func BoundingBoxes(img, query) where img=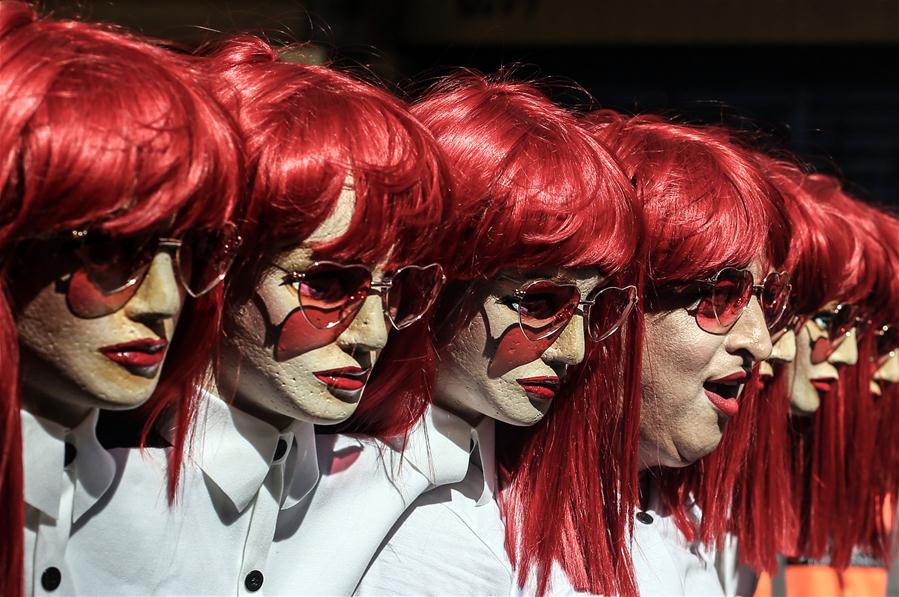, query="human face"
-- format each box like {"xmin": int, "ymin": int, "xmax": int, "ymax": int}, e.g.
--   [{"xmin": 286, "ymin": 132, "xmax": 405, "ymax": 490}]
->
[
  {"xmin": 219, "ymin": 185, "xmax": 390, "ymax": 427},
  {"xmin": 433, "ymin": 268, "xmax": 604, "ymax": 427},
  {"xmin": 759, "ymin": 329, "xmax": 797, "ymax": 382},
  {"xmin": 639, "ymin": 259, "xmax": 773, "ymax": 469},
  {"xmin": 13, "ymin": 249, "xmax": 184, "ymax": 427},
  {"xmin": 788, "ymin": 302, "xmax": 859, "ymax": 416}
]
